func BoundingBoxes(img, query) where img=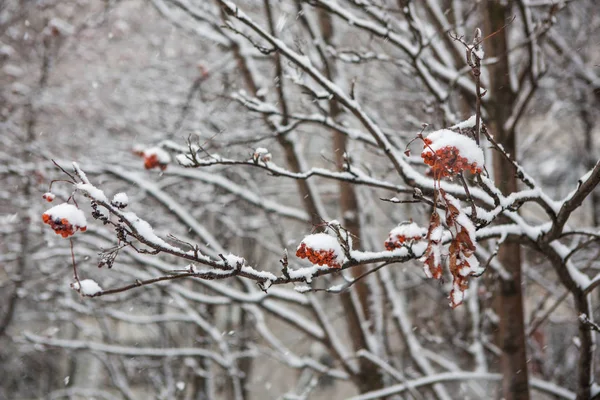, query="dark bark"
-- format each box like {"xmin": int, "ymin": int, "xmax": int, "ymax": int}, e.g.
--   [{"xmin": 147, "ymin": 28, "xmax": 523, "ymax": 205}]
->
[
  {"xmin": 538, "ymin": 241, "xmax": 594, "ymax": 400},
  {"xmin": 580, "ymin": 94, "xmax": 599, "ymax": 227},
  {"xmin": 484, "ymin": 2, "xmax": 531, "ymax": 399},
  {"xmin": 315, "ymin": 8, "xmax": 384, "ymax": 393}
]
